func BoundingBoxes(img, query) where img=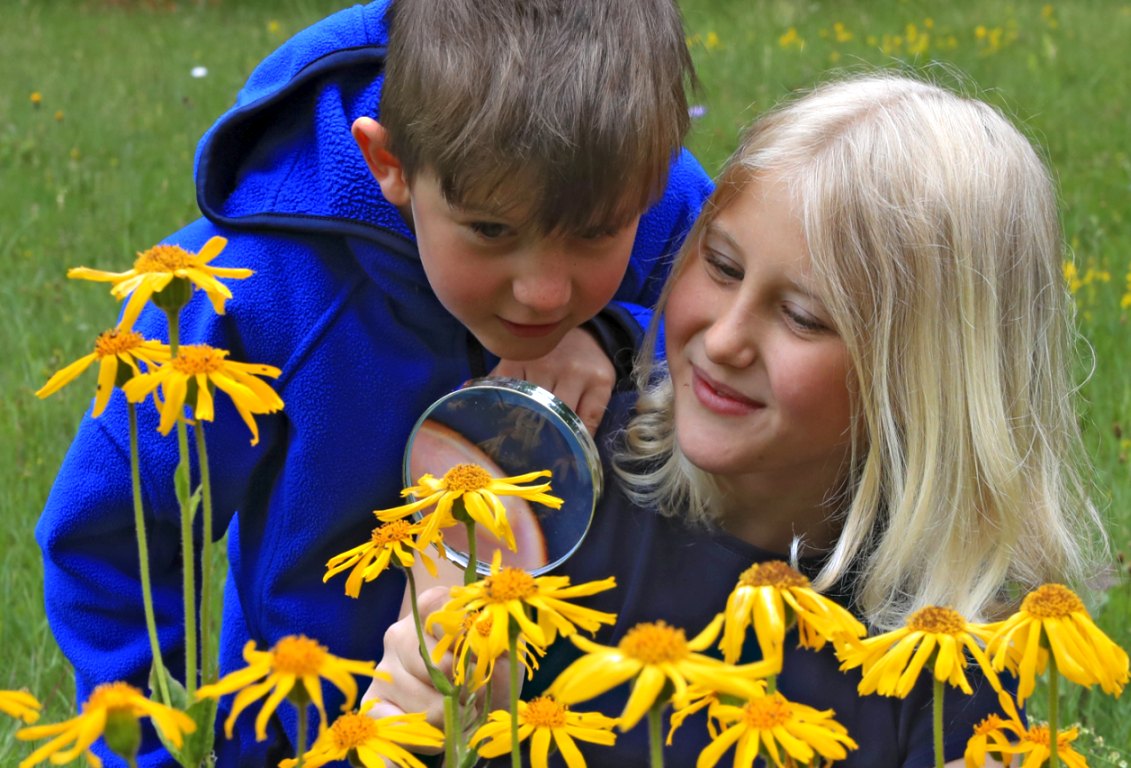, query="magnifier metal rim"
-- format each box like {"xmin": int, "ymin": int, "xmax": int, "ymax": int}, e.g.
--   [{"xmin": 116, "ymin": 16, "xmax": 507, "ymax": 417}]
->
[{"xmin": 402, "ymin": 377, "xmax": 602, "ymax": 575}]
